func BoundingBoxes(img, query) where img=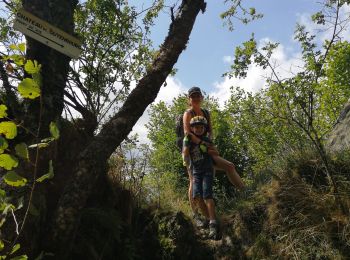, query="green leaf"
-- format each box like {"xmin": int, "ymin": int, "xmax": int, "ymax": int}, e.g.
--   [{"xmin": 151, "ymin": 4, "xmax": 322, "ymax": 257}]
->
[
  {"xmin": 0, "ymin": 216, "xmax": 6, "ymax": 228},
  {"xmin": 15, "ymin": 143, "xmax": 29, "ymax": 160},
  {"xmin": 0, "ymin": 203, "xmax": 6, "ymax": 212},
  {"xmin": 28, "ymin": 143, "xmax": 49, "ymax": 149},
  {"xmin": 0, "ymin": 240, "xmax": 4, "ymax": 251},
  {"xmin": 0, "ymin": 154, "xmax": 18, "ymax": 170},
  {"xmin": 10, "ymin": 255, "xmax": 28, "ymax": 260},
  {"xmin": 1, "ymin": 203, "xmax": 14, "ymax": 215},
  {"xmin": 18, "ymin": 43, "xmax": 26, "ymax": 52},
  {"xmin": 40, "ymin": 137, "xmax": 55, "ymax": 143},
  {"xmin": 3, "ymin": 171, "xmax": 27, "ymax": 187},
  {"xmin": 249, "ymin": 8, "xmax": 256, "ymax": 15},
  {"xmin": 36, "ymin": 160, "xmax": 54, "ymax": 183},
  {"xmin": 18, "ymin": 78, "xmax": 40, "ymax": 99},
  {"xmin": 49, "ymin": 122, "xmax": 60, "ymax": 140},
  {"xmin": 0, "ymin": 137, "xmax": 8, "ymax": 154},
  {"xmin": 0, "ymin": 105, "xmax": 7, "ymax": 118},
  {"xmin": 9, "ymin": 44, "xmax": 19, "ymax": 51},
  {"xmin": 0, "ymin": 189, "xmax": 5, "ymax": 197},
  {"xmin": 24, "ymin": 60, "xmax": 41, "ymax": 74},
  {"xmin": 10, "ymin": 244, "xmax": 20, "ymax": 255},
  {"xmin": 17, "ymin": 196, "xmax": 24, "ymax": 210},
  {"xmin": 10, "ymin": 54, "xmax": 25, "ymax": 66},
  {"xmin": 0, "ymin": 121, "xmax": 17, "ymax": 139}
]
